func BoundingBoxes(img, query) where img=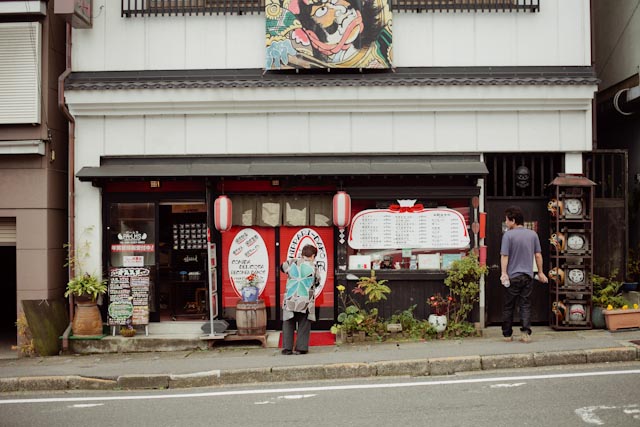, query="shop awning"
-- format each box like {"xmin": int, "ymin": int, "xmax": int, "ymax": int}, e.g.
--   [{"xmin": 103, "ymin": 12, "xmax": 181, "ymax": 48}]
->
[{"xmin": 76, "ymin": 155, "xmax": 488, "ymax": 181}]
